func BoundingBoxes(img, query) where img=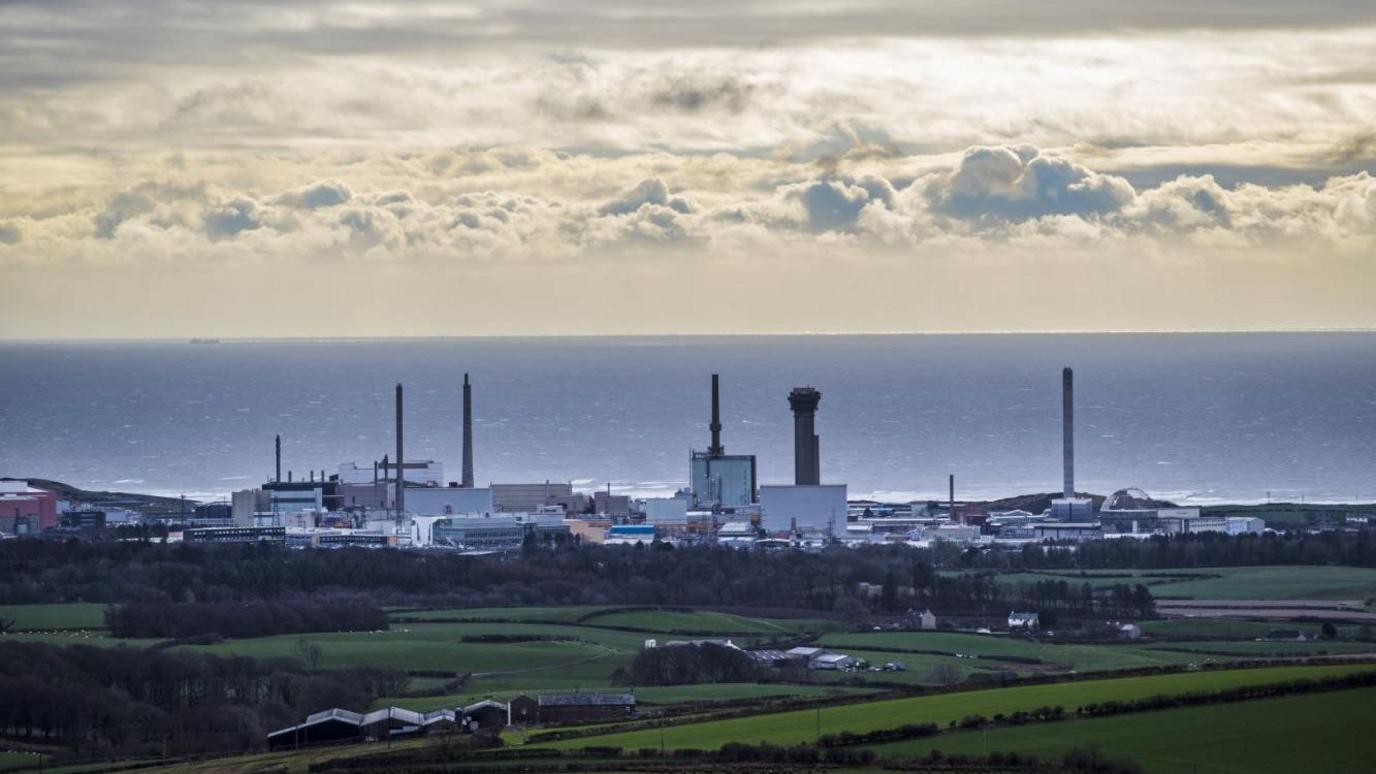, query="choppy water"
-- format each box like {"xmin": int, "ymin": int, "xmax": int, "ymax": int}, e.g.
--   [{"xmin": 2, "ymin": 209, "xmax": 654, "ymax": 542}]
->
[{"xmin": 1, "ymin": 333, "xmax": 1374, "ymax": 505}]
